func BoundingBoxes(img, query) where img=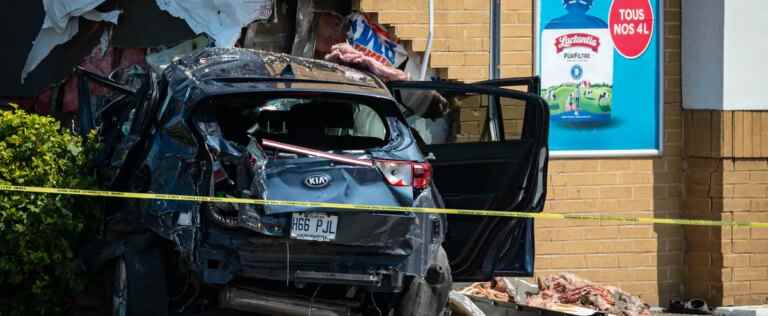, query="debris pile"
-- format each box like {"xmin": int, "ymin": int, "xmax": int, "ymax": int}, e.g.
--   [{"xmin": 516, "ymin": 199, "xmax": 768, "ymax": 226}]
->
[
  {"xmin": 457, "ymin": 278, "xmax": 511, "ymax": 302},
  {"xmin": 527, "ymin": 273, "xmax": 651, "ymax": 316},
  {"xmin": 454, "ymin": 274, "xmax": 651, "ymax": 316}
]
